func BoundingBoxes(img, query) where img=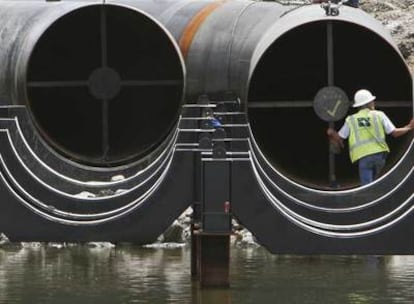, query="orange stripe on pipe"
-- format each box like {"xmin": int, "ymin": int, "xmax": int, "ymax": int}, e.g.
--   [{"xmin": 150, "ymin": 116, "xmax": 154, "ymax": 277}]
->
[{"xmin": 179, "ymin": 1, "xmax": 226, "ymax": 58}]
